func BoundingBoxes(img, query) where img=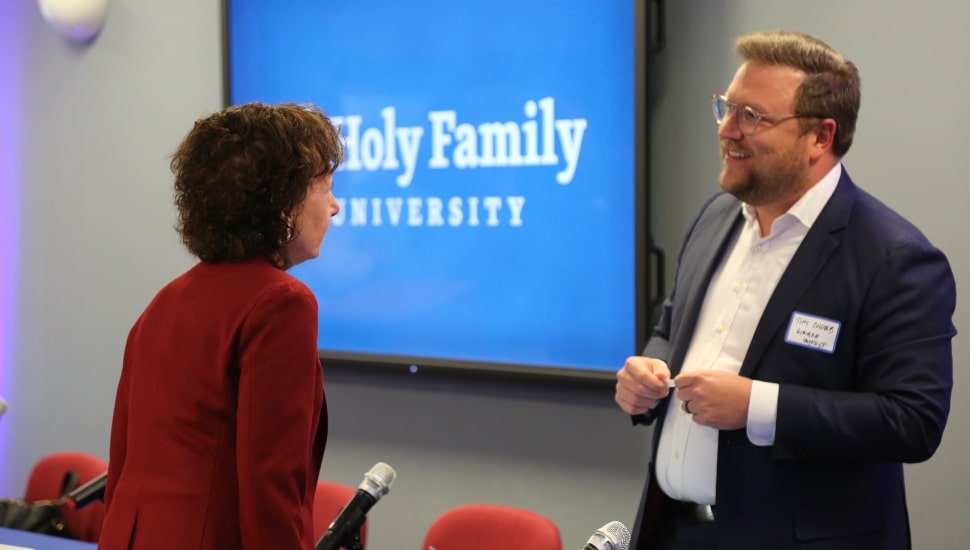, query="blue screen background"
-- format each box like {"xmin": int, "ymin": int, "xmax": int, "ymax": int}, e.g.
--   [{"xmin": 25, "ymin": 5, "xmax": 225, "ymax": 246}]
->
[{"xmin": 228, "ymin": 0, "xmax": 636, "ymax": 372}]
